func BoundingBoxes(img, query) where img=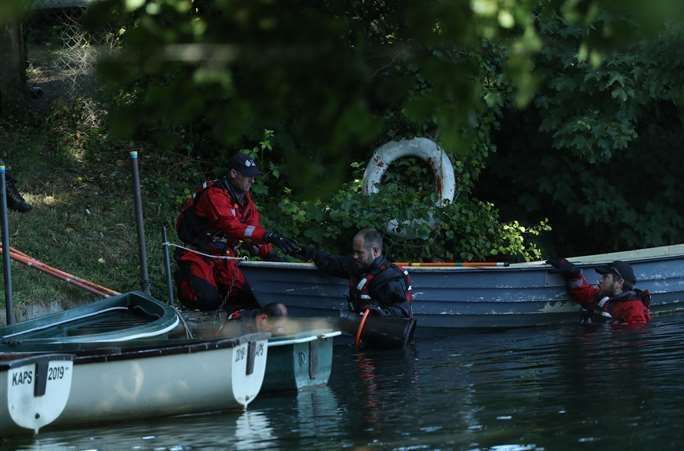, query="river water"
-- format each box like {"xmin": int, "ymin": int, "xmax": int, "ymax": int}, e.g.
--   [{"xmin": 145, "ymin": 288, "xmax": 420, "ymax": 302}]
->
[{"xmin": 5, "ymin": 312, "xmax": 684, "ymax": 450}]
